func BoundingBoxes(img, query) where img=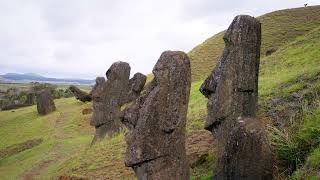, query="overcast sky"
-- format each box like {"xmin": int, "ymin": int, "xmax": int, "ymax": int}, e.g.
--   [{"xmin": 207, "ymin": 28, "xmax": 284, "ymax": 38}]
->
[{"xmin": 0, "ymin": 0, "xmax": 319, "ymax": 79}]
